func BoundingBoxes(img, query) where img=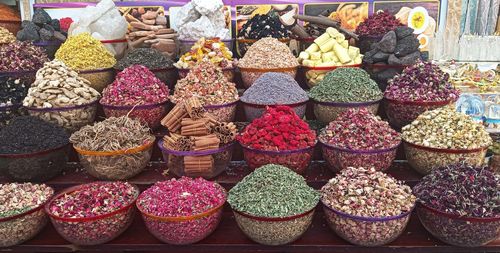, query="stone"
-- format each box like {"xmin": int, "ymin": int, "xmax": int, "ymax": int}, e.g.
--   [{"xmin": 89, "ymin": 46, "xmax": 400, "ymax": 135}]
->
[
  {"xmin": 394, "ymin": 26, "xmax": 414, "ymax": 40},
  {"xmin": 32, "ymin": 9, "xmax": 52, "ymax": 26},
  {"xmin": 388, "ymin": 54, "xmax": 403, "ymax": 65},
  {"xmin": 16, "ymin": 24, "xmax": 40, "ymax": 41},
  {"xmin": 398, "ymin": 51, "xmax": 422, "ymax": 65},
  {"xmin": 362, "ymin": 49, "xmax": 378, "ymax": 64},
  {"xmin": 53, "ymin": 31, "xmax": 67, "ymax": 41},
  {"xmin": 50, "ymin": 19, "xmax": 61, "ymax": 31},
  {"xmin": 376, "ymin": 31, "xmax": 397, "ymax": 53},
  {"xmin": 39, "ymin": 28, "xmax": 54, "ymax": 41},
  {"xmin": 394, "ymin": 36, "xmax": 420, "ymax": 57},
  {"xmin": 373, "ymin": 51, "xmax": 390, "ymax": 62}
]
